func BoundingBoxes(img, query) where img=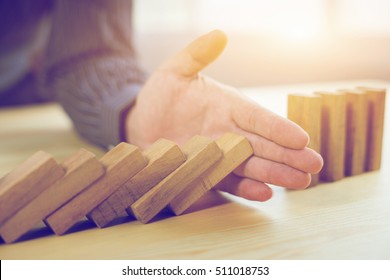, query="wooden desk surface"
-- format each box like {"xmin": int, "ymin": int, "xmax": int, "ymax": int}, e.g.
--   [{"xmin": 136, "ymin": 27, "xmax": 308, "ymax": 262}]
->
[{"xmin": 0, "ymin": 80, "xmax": 389, "ymax": 260}]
